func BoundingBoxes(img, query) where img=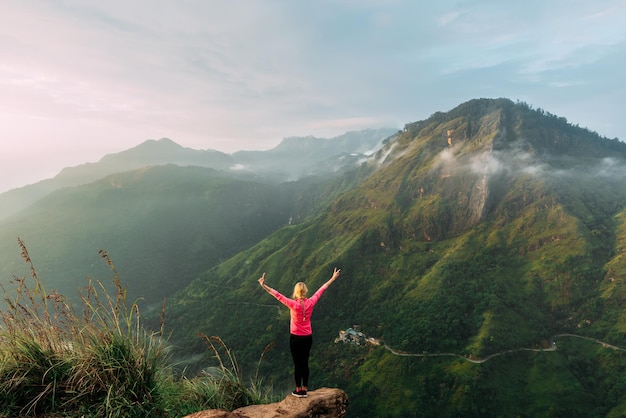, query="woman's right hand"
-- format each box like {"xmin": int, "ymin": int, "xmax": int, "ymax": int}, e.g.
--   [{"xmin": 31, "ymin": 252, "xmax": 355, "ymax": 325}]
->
[{"xmin": 258, "ymin": 273, "xmax": 266, "ymax": 286}]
